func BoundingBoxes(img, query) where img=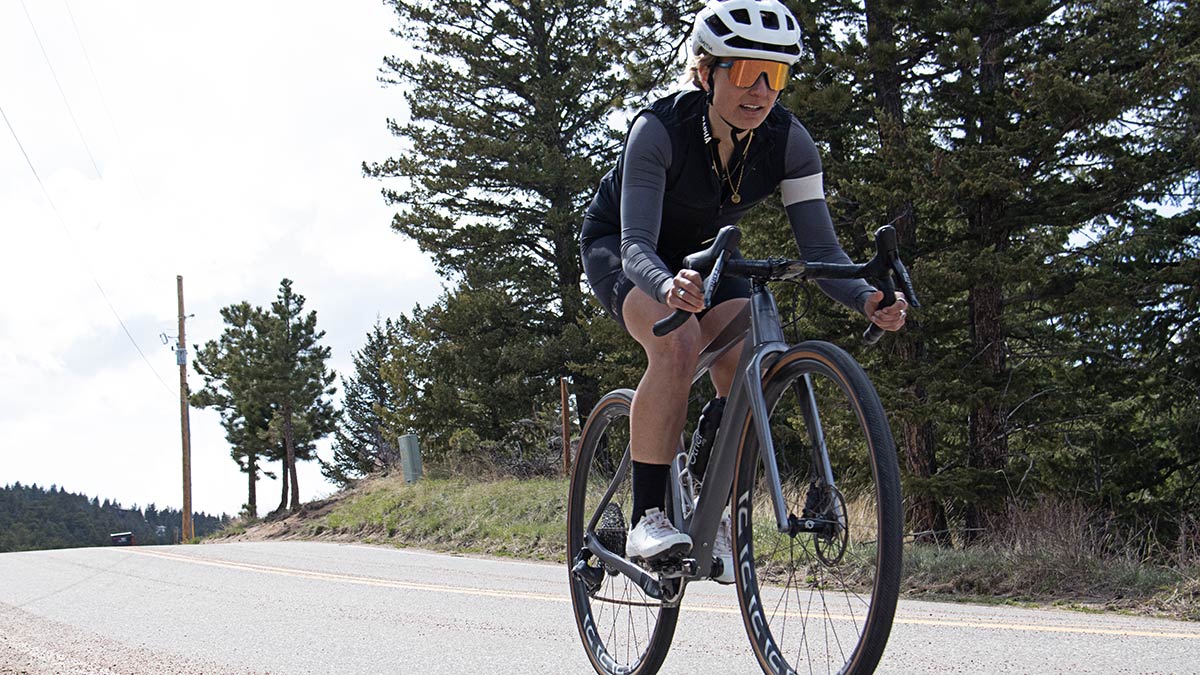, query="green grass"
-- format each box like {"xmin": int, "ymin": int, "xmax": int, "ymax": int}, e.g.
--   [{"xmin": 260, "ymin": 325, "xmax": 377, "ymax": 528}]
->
[{"xmin": 305, "ymin": 475, "xmax": 567, "ymax": 561}]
